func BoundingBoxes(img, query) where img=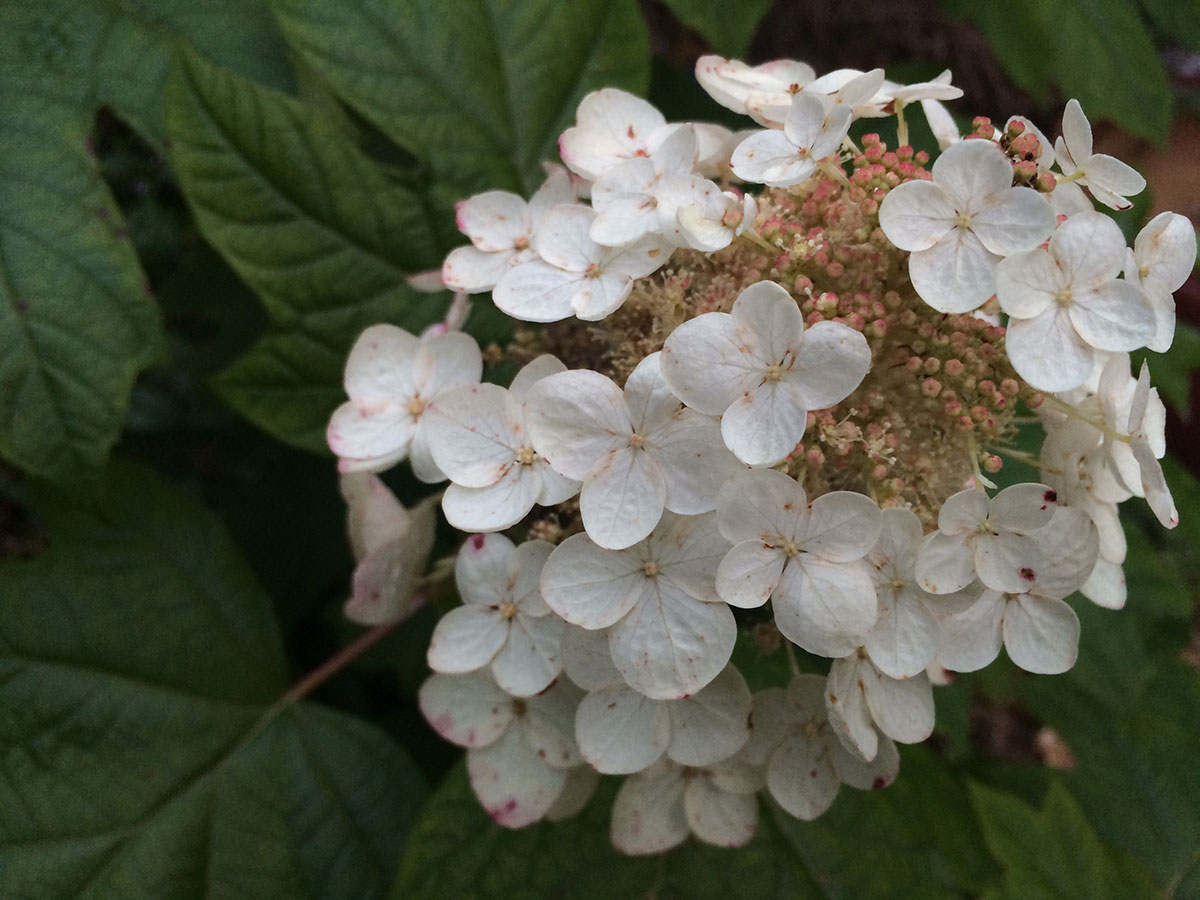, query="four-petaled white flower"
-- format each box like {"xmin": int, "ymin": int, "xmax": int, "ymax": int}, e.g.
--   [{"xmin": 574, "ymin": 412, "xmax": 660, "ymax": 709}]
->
[
  {"xmin": 424, "ymin": 354, "xmax": 580, "ymax": 532},
  {"xmin": 442, "ymin": 170, "xmax": 574, "ymax": 292},
  {"xmin": 997, "ymin": 211, "xmax": 1155, "ymax": 392},
  {"xmin": 427, "ymin": 533, "xmax": 564, "ymax": 696},
  {"xmin": 540, "ymin": 511, "xmax": 735, "ymax": 700},
  {"xmin": 1054, "ymin": 99, "xmax": 1146, "ymax": 211},
  {"xmin": 526, "ymin": 352, "xmax": 740, "ymax": 550},
  {"xmin": 878, "ymin": 138, "xmax": 1056, "ymax": 313},
  {"xmin": 493, "ymin": 205, "xmax": 669, "ymax": 322},
  {"xmin": 744, "ymin": 677, "xmax": 899, "ymax": 820},
  {"xmin": 915, "ymin": 483, "xmax": 1059, "ymax": 595},
  {"xmin": 730, "ymin": 91, "xmax": 852, "ymax": 187},
  {"xmin": 418, "ymin": 671, "xmax": 582, "ymax": 828},
  {"xmin": 715, "ymin": 469, "xmax": 881, "ymax": 657},
  {"xmin": 660, "ymin": 280, "xmax": 871, "ymax": 467},
  {"xmin": 937, "ymin": 507, "xmax": 1098, "ymax": 674},
  {"xmin": 327, "ymin": 324, "xmax": 482, "ymax": 481}
]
